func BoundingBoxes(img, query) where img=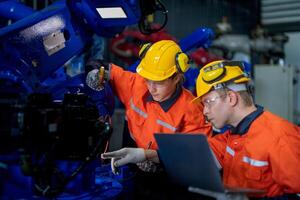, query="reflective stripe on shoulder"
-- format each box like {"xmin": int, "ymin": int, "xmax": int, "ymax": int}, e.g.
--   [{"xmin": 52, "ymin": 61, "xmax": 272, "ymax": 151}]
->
[
  {"xmin": 130, "ymin": 98, "xmax": 148, "ymax": 118},
  {"xmin": 226, "ymin": 146, "xmax": 235, "ymax": 156},
  {"xmin": 243, "ymin": 156, "xmax": 269, "ymax": 167},
  {"xmin": 156, "ymin": 119, "xmax": 177, "ymax": 132}
]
